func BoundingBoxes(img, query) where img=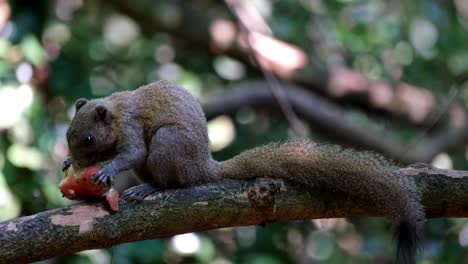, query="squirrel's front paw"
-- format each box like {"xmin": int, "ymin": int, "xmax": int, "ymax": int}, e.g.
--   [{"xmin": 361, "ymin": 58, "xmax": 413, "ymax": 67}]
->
[{"xmin": 93, "ymin": 166, "xmax": 116, "ymax": 186}]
